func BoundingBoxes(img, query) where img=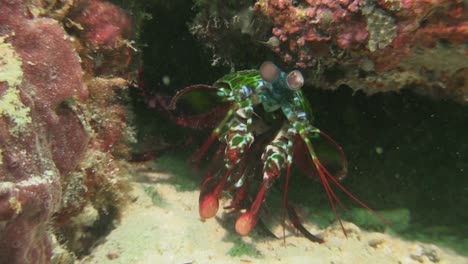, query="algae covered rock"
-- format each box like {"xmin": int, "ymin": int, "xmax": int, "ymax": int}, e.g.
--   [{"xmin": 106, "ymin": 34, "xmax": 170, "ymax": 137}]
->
[
  {"xmin": 191, "ymin": 0, "xmax": 468, "ymax": 102},
  {"xmin": 0, "ymin": 0, "xmax": 136, "ymax": 262}
]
